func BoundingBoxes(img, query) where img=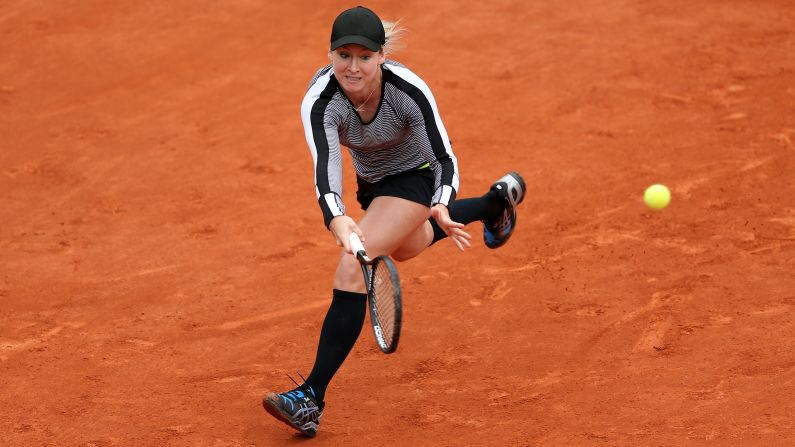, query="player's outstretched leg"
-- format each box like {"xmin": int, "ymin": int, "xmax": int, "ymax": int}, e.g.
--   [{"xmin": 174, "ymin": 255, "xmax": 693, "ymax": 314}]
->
[
  {"xmin": 263, "ymin": 382, "xmax": 324, "ymax": 437},
  {"xmin": 483, "ymin": 172, "xmax": 526, "ymax": 249}
]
